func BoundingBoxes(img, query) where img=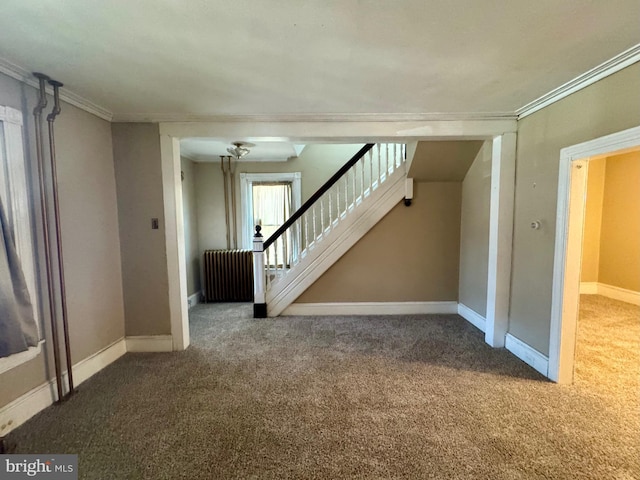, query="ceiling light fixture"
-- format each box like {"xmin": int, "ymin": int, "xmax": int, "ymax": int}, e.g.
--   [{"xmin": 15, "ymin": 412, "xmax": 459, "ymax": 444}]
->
[{"xmin": 227, "ymin": 141, "xmax": 252, "ymax": 159}]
